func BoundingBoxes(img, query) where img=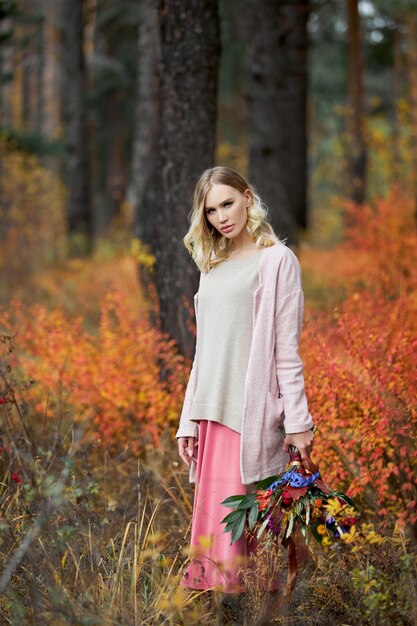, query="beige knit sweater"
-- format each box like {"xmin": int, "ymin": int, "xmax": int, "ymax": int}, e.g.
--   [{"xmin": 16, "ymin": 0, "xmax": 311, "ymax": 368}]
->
[{"xmin": 189, "ymin": 252, "xmax": 262, "ymax": 433}]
